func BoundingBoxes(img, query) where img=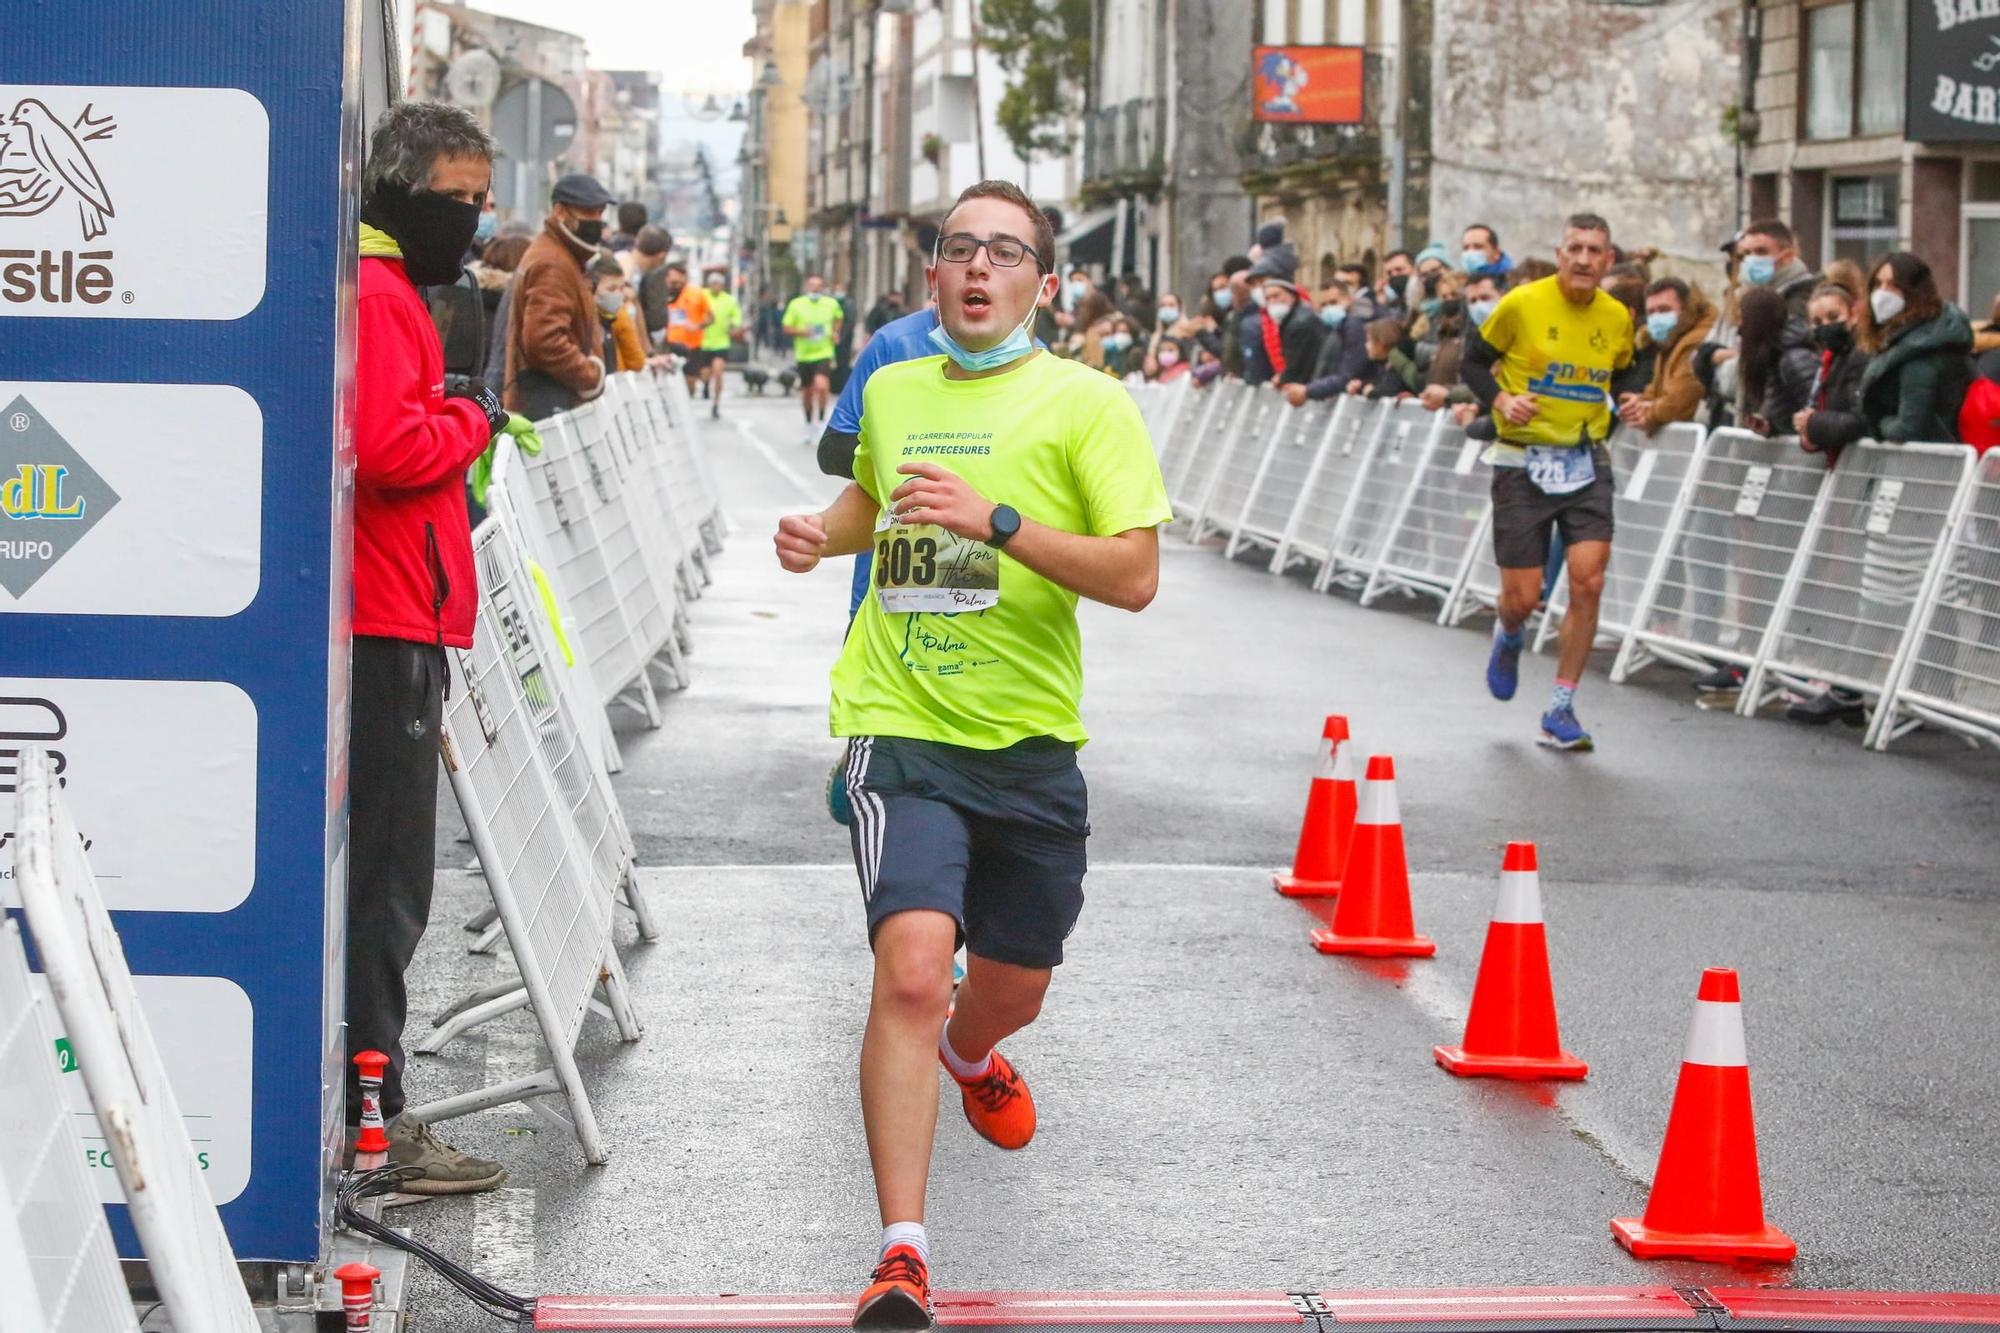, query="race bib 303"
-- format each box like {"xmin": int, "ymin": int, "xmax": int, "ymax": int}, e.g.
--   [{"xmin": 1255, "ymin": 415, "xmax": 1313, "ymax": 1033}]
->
[{"xmin": 873, "ymin": 517, "xmax": 1000, "ymax": 614}]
